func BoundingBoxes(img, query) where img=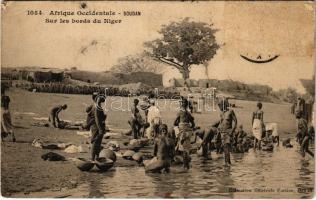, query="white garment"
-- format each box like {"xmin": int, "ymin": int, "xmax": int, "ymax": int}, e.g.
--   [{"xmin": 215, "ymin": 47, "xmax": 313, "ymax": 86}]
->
[
  {"xmin": 147, "ymin": 106, "xmax": 161, "ymax": 123},
  {"xmin": 252, "ymin": 119, "xmax": 263, "ymax": 140},
  {"xmin": 265, "ymin": 122, "xmax": 279, "ymax": 137},
  {"xmin": 145, "ymin": 106, "xmax": 162, "ymax": 139}
]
